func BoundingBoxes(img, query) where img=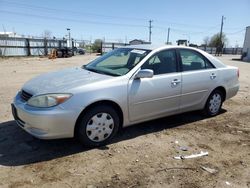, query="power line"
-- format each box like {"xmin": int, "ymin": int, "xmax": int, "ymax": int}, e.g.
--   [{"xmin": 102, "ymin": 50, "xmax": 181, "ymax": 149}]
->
[
  {"xmin": 0, "ymin": 0, "xmax": 236, "ymax": 31},
  {"xmin": 0, "ymin": 0, "xmax": 149, "ymax": 22},
  {"xmin": 226, "ymin": 29, "xmax": 245, "ymax": 35},
  {"xmin": 0, "ymin": 10, "xmax": 148, "ymax": 28},
  {"xmin": 153, "ymin": 20, "xmax": 219, "ymax": 29}
]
